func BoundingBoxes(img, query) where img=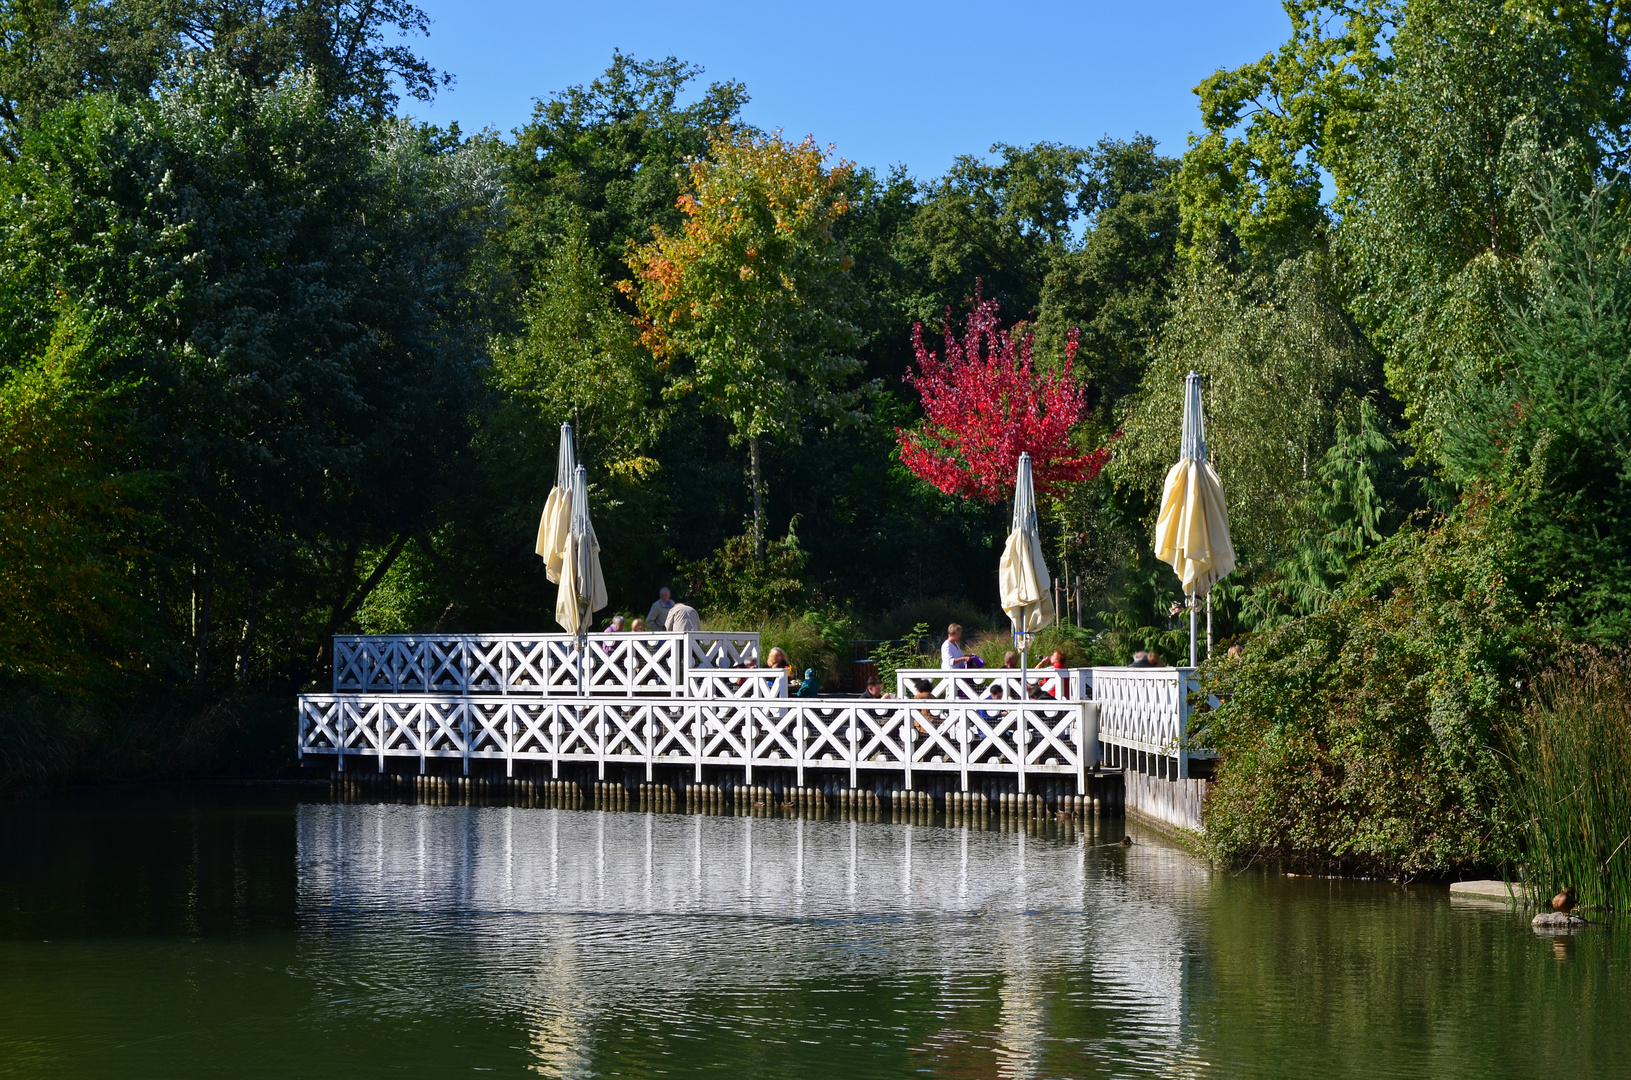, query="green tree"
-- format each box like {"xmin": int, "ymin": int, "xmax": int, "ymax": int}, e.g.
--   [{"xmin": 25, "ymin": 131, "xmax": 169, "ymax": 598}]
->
[
  {"xmin": 504, "ymin": 52, "xmax": 748, "ymax": 286},
  {"xmin": 1440, "ymin": 181, "xmax": 1631, "ymax": 640},
  {"xmin": 624, "ymin": 129, "xmax": 864, "ymax": 559},
  {"xmin": 0, "ymin": 66, "xmax": 499, "ymax": 688},
  {"xmin": 491, "ymin": 223, "xmax": 663, "ymax": 472},
  {"xmin": 0, "ymin": 0, "xmax": 447, "ymax": 156},
  {"xmin": 1034, "ymin": 136, "xmax": 1181, "ymax": 419},
  {"xmin": 1109, "ymin": 253, "xmax": 1381, "ymax": 564}
]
